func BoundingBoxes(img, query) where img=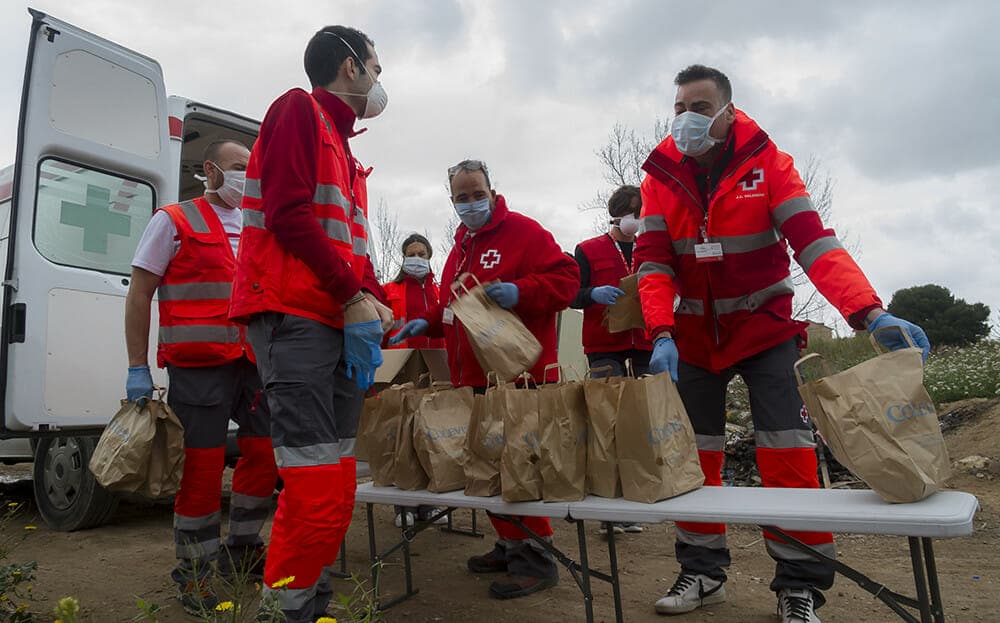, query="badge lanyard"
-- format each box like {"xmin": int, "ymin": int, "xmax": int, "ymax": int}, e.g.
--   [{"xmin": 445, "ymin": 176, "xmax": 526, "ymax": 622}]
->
[
  {"xmin": 694, "ymin": 217, "xmax": 724, "ymax": 263},
  {"xmin": 608, "ymin": 233, "xmax": 634, "ymax": 274}
]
